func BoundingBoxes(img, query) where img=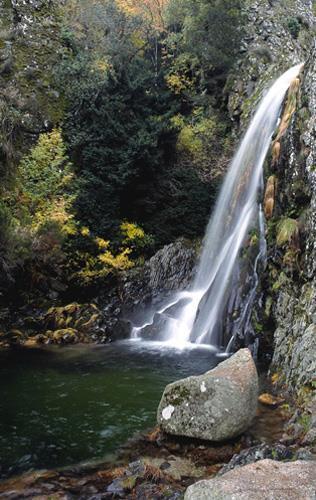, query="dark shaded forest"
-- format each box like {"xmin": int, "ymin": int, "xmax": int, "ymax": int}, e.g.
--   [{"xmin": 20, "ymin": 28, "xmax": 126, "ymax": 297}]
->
[{"xmin": 0, "ymin": 0, "xmax": 243, "ymax": 304}]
